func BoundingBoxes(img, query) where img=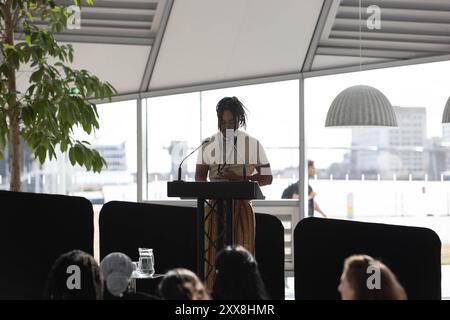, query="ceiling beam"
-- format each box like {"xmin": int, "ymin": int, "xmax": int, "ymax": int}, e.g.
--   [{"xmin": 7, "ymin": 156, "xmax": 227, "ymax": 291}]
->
[
  {"xmin": 78, "ymin": 12, "xmax": 154, "ymax": 22},
  {"xmin": 55, "ymin": 0, "xmax": 158, "ymax": 10},
  {"xmin": 333, "ymin": 18, "xmax": 450, "ymax": 36},
  {"xmin": 316, "ymin": 46, "xmax": 430, "ymax": 59},
  {"xmin": 330, "ymin": 30, "xmax": 450, "ymax": 45},
  {"xmin": 304, "ymin": 53, "xmax": 450, "ymax": 78},
  {"xmin": 15, "ymin": 33, "xmax": 154, "ymax": 46},
  {"xmin": 319, "ymin": 0, "xmax": 343, "ymax": 42},
  {"xmin": 302, "ymin": 0, "xmax": 334, "ymax": 72},
  {"xmin": 140, "ymin": 0, "xmax": 173, "ymax": 92},
  {"xmin": 320, "ymin": 39, "xmax": 450, "ymax": 54}
]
